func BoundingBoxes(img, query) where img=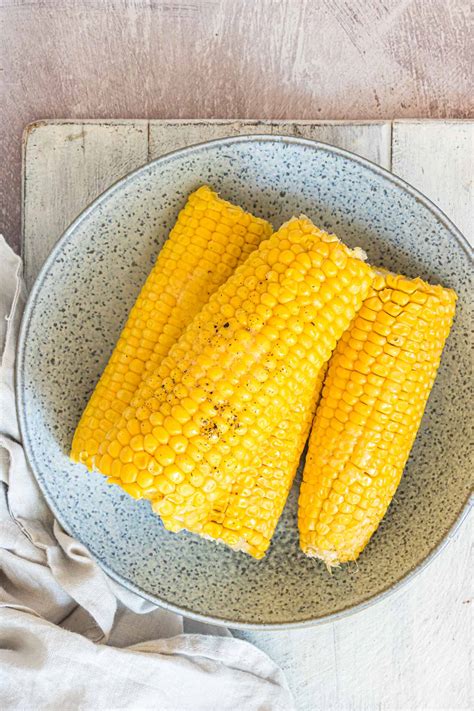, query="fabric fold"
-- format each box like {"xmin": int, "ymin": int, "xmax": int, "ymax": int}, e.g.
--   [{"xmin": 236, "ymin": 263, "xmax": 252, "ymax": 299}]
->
[{"xmin": 0, "ymin": 235, "xmax": 293, "ymax": 710}]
